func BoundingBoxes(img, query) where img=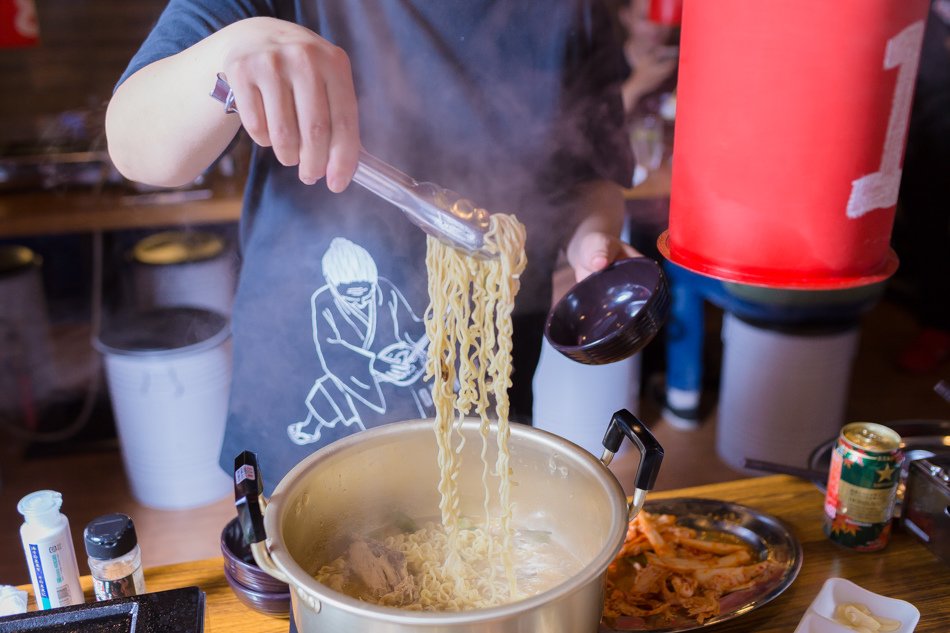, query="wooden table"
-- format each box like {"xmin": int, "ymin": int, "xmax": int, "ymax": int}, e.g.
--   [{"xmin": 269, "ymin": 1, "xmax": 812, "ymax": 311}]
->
[
  {"xmin": 0, "ymin": 184, "xmax": 242, "ymax": 239},
  {"xmin": 0, "ymin": 162, "xmax": 666, "ymax": 240},
  {"xmin": 17, "ymin": 475, "xmax": 950, "ymax": 632}
]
